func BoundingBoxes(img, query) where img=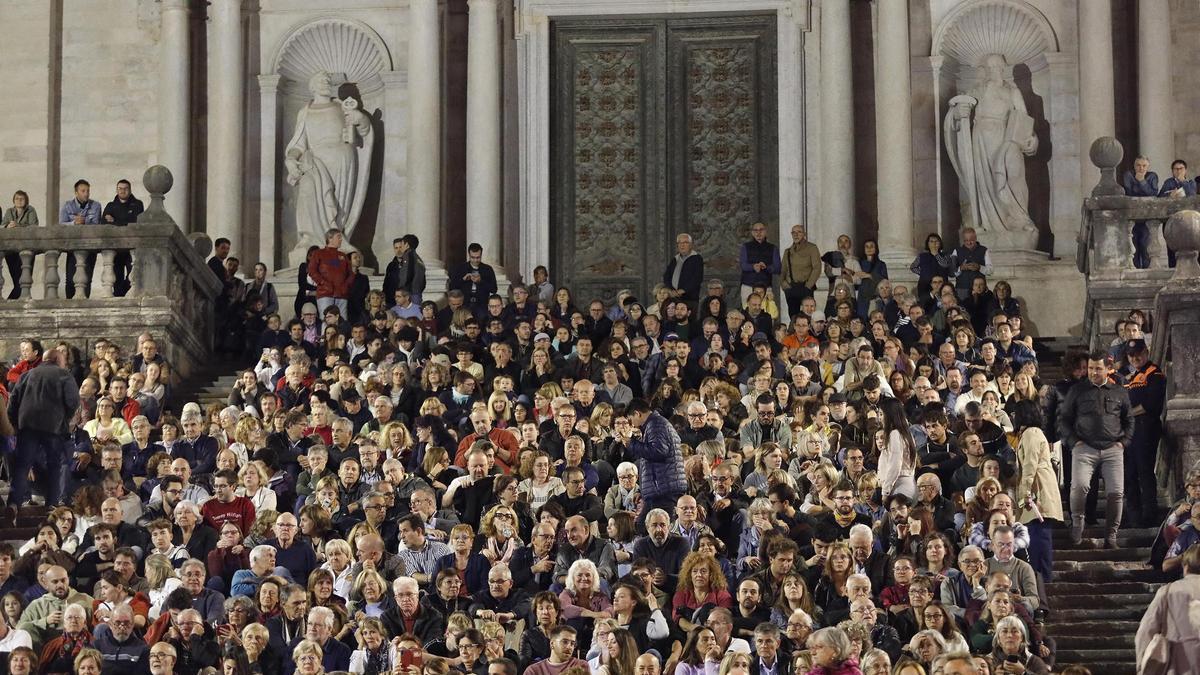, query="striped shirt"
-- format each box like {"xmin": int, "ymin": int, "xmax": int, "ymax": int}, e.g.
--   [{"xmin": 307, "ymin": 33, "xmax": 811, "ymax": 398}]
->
[{"xmin": 397, "ymin": 540, "xmax": 452, "ymax": 575}]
